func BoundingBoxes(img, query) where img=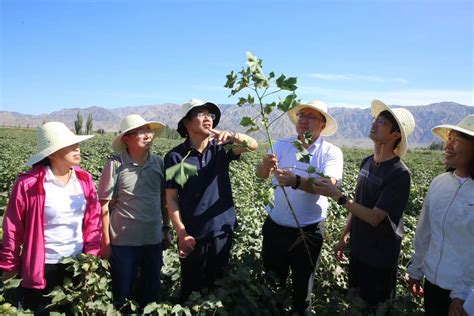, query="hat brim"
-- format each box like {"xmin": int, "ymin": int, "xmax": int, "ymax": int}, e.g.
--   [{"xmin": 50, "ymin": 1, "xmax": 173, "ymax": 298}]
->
[
  {"xmin": 287, "ymin": 104, "xmax": 338, "ymax": 136},
  {"xmin": 112, "ymin": 121, "xmax": 166, "ymax": 152},
  {"xmin": 371, "ymin": 100, "xmax": 408, "ymax": 158},
  {"xmin": 432, "ymin": 124, "xmax": 474, "ymax": 142},
  {"xmin": 177, "ymin": 103, "xmax": 221, "ymax": 138},
  {"xmin": 26, "ymin": 135, "xmax": 94, "ymax": 166}
]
